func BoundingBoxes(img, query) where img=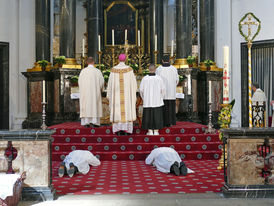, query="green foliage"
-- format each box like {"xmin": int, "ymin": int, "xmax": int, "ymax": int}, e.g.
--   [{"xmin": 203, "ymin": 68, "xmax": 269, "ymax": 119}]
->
[
  {"xmin": 102, "ymin": 69, "xmax": 111, "ymax": 82},
  {"xmin": 69, "ymin": 75, "xmax": 79, "ymax": 84},
  {"xmin": 128, "ymin": 58, "xmax": 139, "ymax": 73},
  {"xmin": 142, "ymin": 69, "xmax": 149, "ymax": 76},
  {"xmin": 53, "ymin": 56, "xmax": 66, "ymax": 65},
  {"xmin": 239, "ymin": 12, "xmax": 261, "ymax": 42},
  {"xmin": 204, "ymin": 59, "xmax": 214, "ymax": 68},
  {"xmin": 179, "ymin": 75, "xmax": 186, "ymax": 82},
  {"xmin": 186, "ymin": 56, "xmax": 196, "ymax": 65},
  {"xmin": 96, "ymin": 64, "xmax": 105, "ymax": 70},
  {"xmin": 37, "ymin": 60, "xmax": 49, "ymax": 69}
]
